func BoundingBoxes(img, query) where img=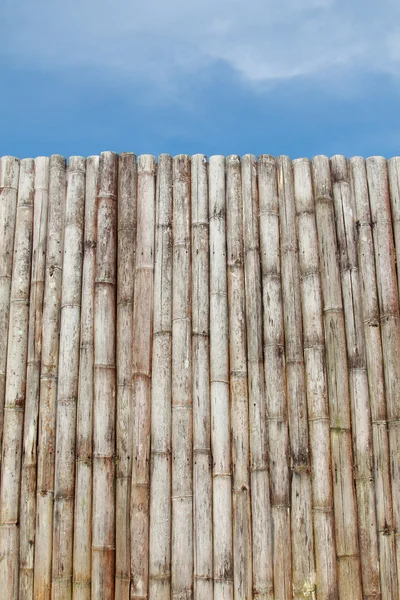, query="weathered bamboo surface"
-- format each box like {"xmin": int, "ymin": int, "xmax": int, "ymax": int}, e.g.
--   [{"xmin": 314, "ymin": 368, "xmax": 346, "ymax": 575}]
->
[{"xmin": 1, "ymin": 152, "xmax": 400, "ymax": 599}]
